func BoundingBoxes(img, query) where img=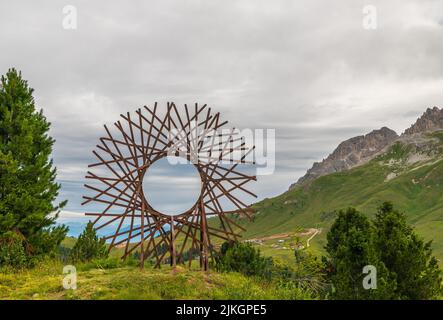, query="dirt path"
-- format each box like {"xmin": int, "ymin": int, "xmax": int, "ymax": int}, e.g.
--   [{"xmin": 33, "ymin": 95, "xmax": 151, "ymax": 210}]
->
[
  {"xmin": 246, "ymin": 228, "xmax": 321, "ymax": 248},
  {"xmin": 304, "ymin": 228, "xmax": 321, "ymax": 247},
  {"xmin": 247, "ymin": 232, "xmax": 295, "ymax": 242}
]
